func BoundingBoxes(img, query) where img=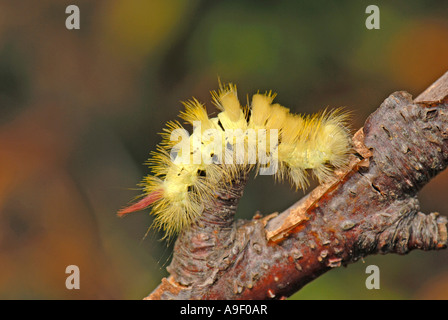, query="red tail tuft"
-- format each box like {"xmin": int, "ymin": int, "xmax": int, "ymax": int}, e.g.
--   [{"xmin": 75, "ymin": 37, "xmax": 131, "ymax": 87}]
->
[{"xmin": 117, "ymin": 190, "xmax": 163, "ymax": 217}]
